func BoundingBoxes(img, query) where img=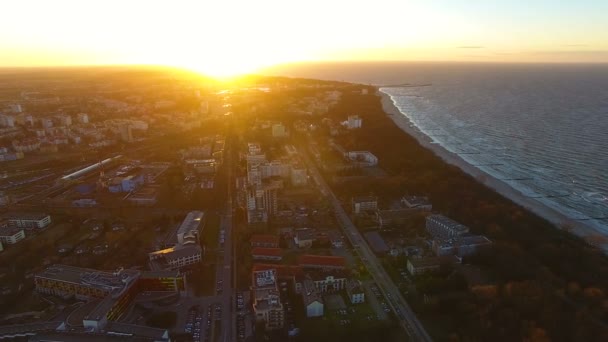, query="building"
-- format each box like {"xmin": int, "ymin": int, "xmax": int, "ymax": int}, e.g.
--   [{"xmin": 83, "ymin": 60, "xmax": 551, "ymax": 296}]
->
[
  {"xmin": 352, "ymin": 196, "xmax": 378, "ymax": 214},
  {"xmin": 250, "ymin": 234, "xmax": 280, "ymax": 248},
  {"xmin": 176, "ymin": 211, "xmax": 205, "ymax": 245},
  {"xmin": 0, "ymin": 114, "xmax": 15, "ymax": 127},
  {"xmin": 308, "ymin": 270, "xmax": 348, "ymax": 292},
  {"xmin": 119, "ymin": 123, "xmax": 133, "ymax": 142},
  {"xmin": 34, "ymin": 264, "xmax": 182, "ymax": 335},
  {"xmin": 432, "ymin": 235, "xmax": 492, "ymax": 257},
  {"xmin": 344, "ymin": 115, "xmax": 362, "ymax": 129},
  {"xmin": 77, "ymin": 113, "xmax": 89, "ymax": 124},
  {"xmin": 148, "ymin": 245, "xmax": 203, "ymax": 270},
  {"xmin": 0, "ymin": 226, "xmax": 25, "ymax": 245},
  {"xmin": 290, "ymin": 163, "xmax": 307, "ymax": 186},
  {"xmin": 426, "ymin": 215, "xmax": 469, "ymax": 240},
  {"xmin": 272, "ymin": 123, "xmax": 288, "ymax": 138},
  {"xmin": 148, "ymin": 211, "xmax": 205, "ymax": 270},
  {"xmin": 35, "ymin": 265, "xmax": 140, "ymax": 301},
  {"xmin": 40, "ymin": 118, "xmax": 53, "ymax": 129},
  {"xmin": 108, "ymin": 174, "xmax": 144, "ymax": 193},
  {"xmin": 252, "ymin": 248, "xmax": 283, "ymax": 261},
  {"xmin": 345, "ymin": 151, "xmax": 378, "ymax": 167},
  {"xmin": 6, "ymin": 213, "xmax": 51, "ymax": 229},
  {"xmin": 376, "ymin": 209, "xmax": 420, "ymax": 228},
  {"xmin": 346, "ymin": 279, "xmax": 365, "ymax": 304},
  {"xmin": 406, "ymin": 256, "xmax": 461, "ymax": 276},
  {"xmin": 294, "ymin": 228, "xmax": 316, "ymax": 248},
  {"xmin": 260, "ymin": 160, "xmax": 290, "ymax": 179},
  {"xmin": 302, "ymin": 279, "xmax": 324, "ymax": 317},
  {"xmin": 401, "ymin": 195, "xmax": 432, "ymax": 211},
  {"xmin": 127, "ymin": 186, "xmax": 159, "ymax": 206},
  {"xmin": 252, "ymin": 269, "xmax": 284, "ymax": 330},
  {"xmin": 57, "ymin": 114, "xmax": 72, "ymax": 126},
  {"xmin": 298, "ymin": 255, "xmax": 346, "ymax": 270}
]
